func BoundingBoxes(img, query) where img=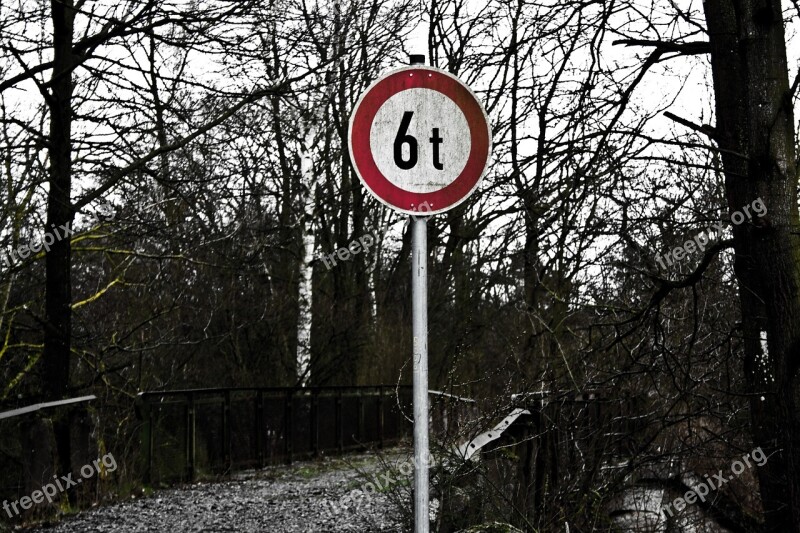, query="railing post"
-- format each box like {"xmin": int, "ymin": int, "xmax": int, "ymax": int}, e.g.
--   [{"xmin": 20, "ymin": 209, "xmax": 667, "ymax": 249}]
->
[
  {"xmin": 136, "ymin": 395, "xmax": 154, "ymax": 485},
  {"xmin": 357, "ymin": 391, "xmax": 365, "ymax": 448},
  {"xmin": 284, "ymin": 389, "xmax": 293, "ymax": 464},
  {"xmin": 336, "ymin": 390, "xmax": 343, "ymax": 453},
  {"xmin": 311, "ymin": 389, "xmax": 319, "ymax": 457},
  {"xmin": 145, "ymin": 402, "xmax": 154, "ymax": 484},
  {"xmin": 185, "ymin": 393, "xmax": 196, "ymax": 482},
  {"xmin": 256, "ymin": 390, "xmax": 265, "ymax": 468},
  {"xmin": 223, "ymin": 390, "xmax": 232, "ymax": 472},
  {"xmin": 378, "ymin": 386, "xmax": 385, "ymax": 449},
  {"xmin": 149, "ymin": 405, "xmax": 155, "ymax": 483}
]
